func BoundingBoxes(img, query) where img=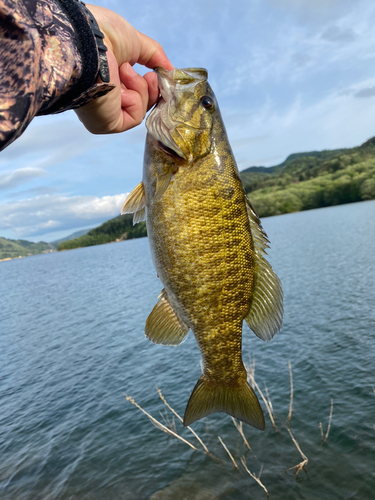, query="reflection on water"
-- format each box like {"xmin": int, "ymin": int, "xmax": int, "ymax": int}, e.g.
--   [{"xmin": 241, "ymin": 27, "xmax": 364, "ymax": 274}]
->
[{"xmin": 0, "ymin": 200, "xmax": 374, "ymax": 499}]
